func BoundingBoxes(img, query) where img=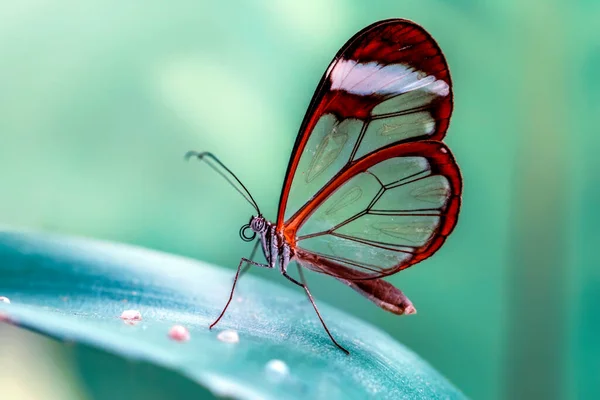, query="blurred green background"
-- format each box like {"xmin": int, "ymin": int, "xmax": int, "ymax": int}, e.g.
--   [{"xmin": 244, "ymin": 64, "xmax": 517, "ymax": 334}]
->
[{"xmin": 0, "ymin": 0, "xmax": 597, "ymax": 399}]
